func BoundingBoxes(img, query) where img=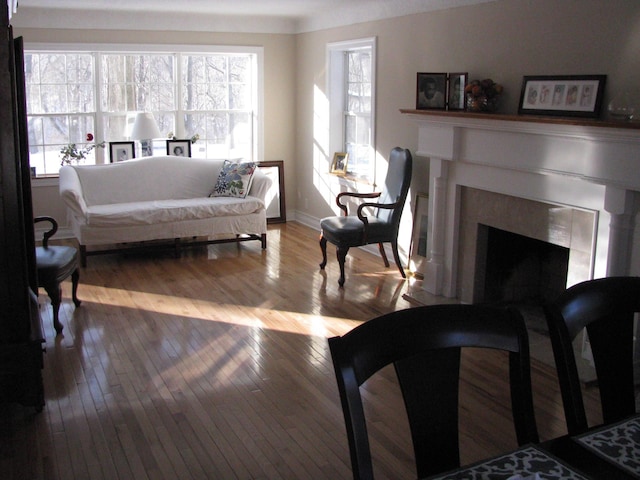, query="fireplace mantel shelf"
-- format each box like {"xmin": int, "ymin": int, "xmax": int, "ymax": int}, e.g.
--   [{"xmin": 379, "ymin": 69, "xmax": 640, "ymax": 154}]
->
[{"xmin": 400, "ymin": 108, "xmax": 640, "ymax": 131}]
